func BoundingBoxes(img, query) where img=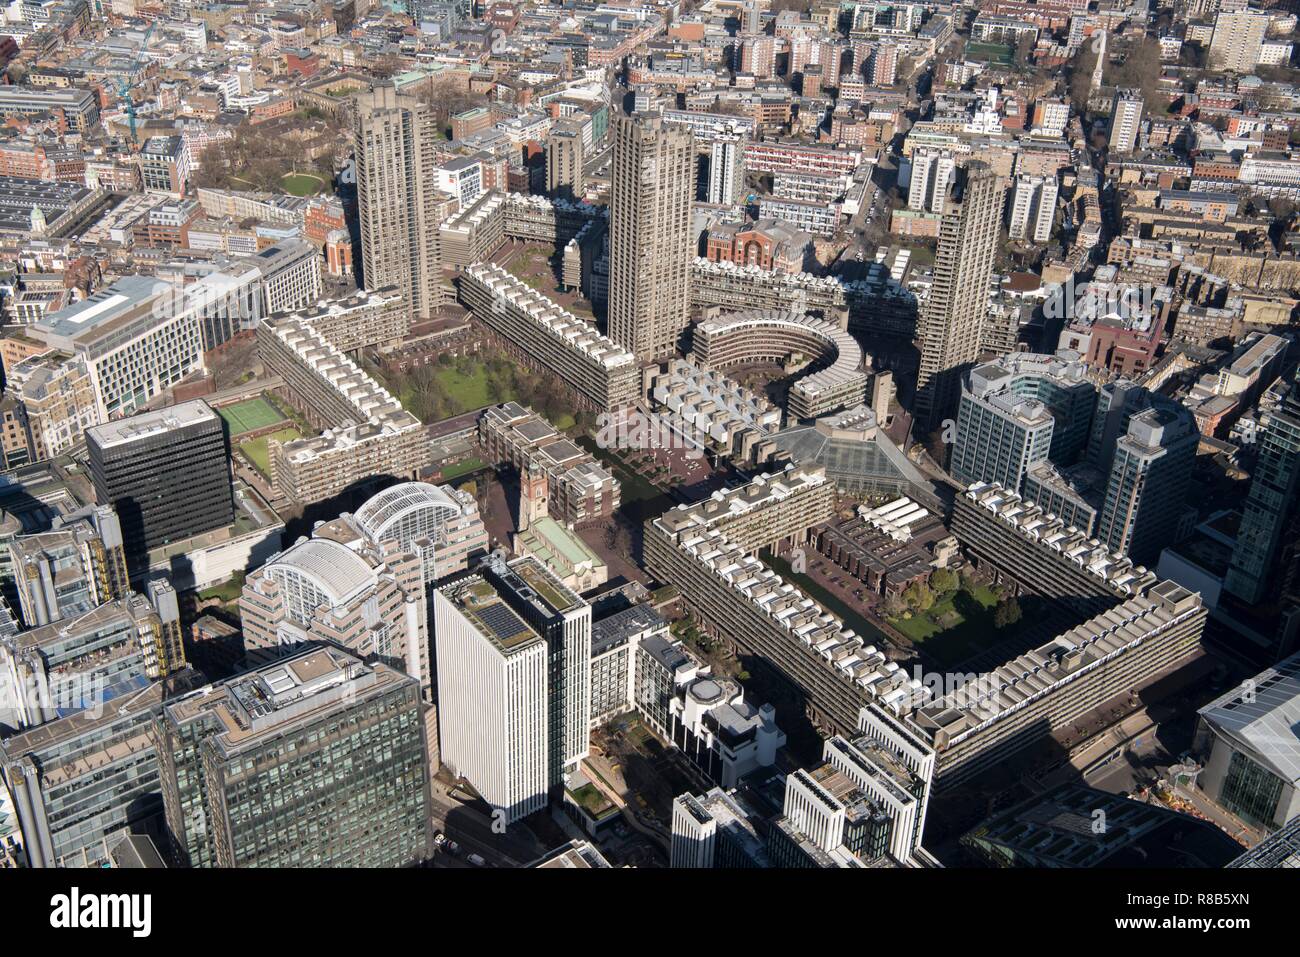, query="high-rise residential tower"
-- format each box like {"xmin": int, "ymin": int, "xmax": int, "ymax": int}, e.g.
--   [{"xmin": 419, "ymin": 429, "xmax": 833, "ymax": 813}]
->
[
  {"xmin": 1008, "ymin": 174, "xmax": 1058, "ymax": 243},
  {"xmin": 608, "ymin": 113, "xmax": 694, "ymax": 361},
  {"xmin": 1208, "ymin": 10, "xmax": 1269, "ymax": 73},
  {"xmin": 354, "ymin": 84, "xmax": 447, "ymax": 320},
  {"xmin": 1109, "ymin": 88, "xmax": 1144, "ymax": 155},
  {"xmin": 545, "ymin": 119, "xmax": 585, "ymax": 202},
  {"xmin": 908, "ymin": 148, "xmax": 956, "ymax": 214},
  {"xmin": 707, "ymin": 136, "xmax": 745, "ymax": 205},
  {"xmin": 914, "ymin": 162, "xmax": 1005, "ymax": 432}
]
